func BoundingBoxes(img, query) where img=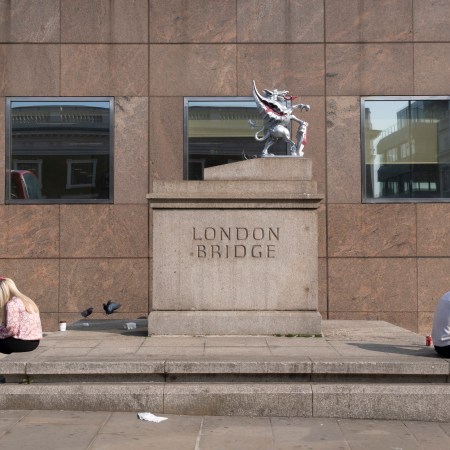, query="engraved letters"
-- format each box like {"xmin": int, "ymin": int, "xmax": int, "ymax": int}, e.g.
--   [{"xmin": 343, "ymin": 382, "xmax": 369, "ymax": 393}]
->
[{"xmin": 192, "ymin": 226, "xmax": 279, "ymax": 259}]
